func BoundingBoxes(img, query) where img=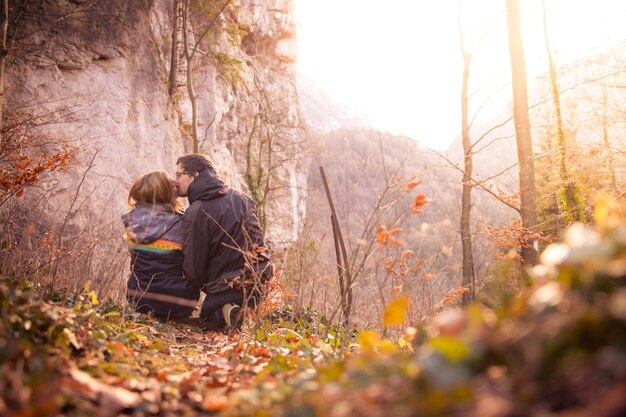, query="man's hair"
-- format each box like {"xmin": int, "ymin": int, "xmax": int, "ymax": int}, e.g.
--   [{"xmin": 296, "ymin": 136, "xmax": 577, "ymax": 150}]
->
[
  {"xmin": 128, "ymin": 170, "xmax": 182, "ymax": 212},
  {"xmin": 176, "ymin": 153, "xmax": 215, "ymax": 174}
]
